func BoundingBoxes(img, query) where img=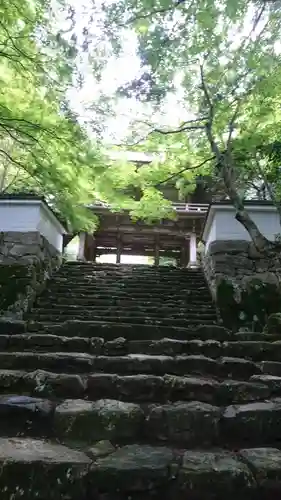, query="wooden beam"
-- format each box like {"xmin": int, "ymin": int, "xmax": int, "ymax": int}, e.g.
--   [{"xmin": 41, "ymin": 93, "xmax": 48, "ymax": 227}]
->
[
  {"xmin": 95, "ymin": 240, "xmax": 184, "ymax": 250},
  {"xmin": 96, "ymin": 226, "xmax": 189, "ymax": 236},
  {"xmin": 77, "ymin": 232, "xmax": 86, "ymax": 260},
  {"xmin": 96, "ymin": 247, "xmax": 181, "ymax": 258},
  {"xmin": 180, "ymin": 240, "xmax": 189, "ymax": 268},
  {"xmin": 154, "ymin": 235, "xmax": 160, "ymax": 267},
  {"xmin": 84, "ymin": 233, "xmax": 96, "ymax": 262},
  {"xmin": 116, "ymin": 233, "xmax": 122, "ymax": 264}
]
